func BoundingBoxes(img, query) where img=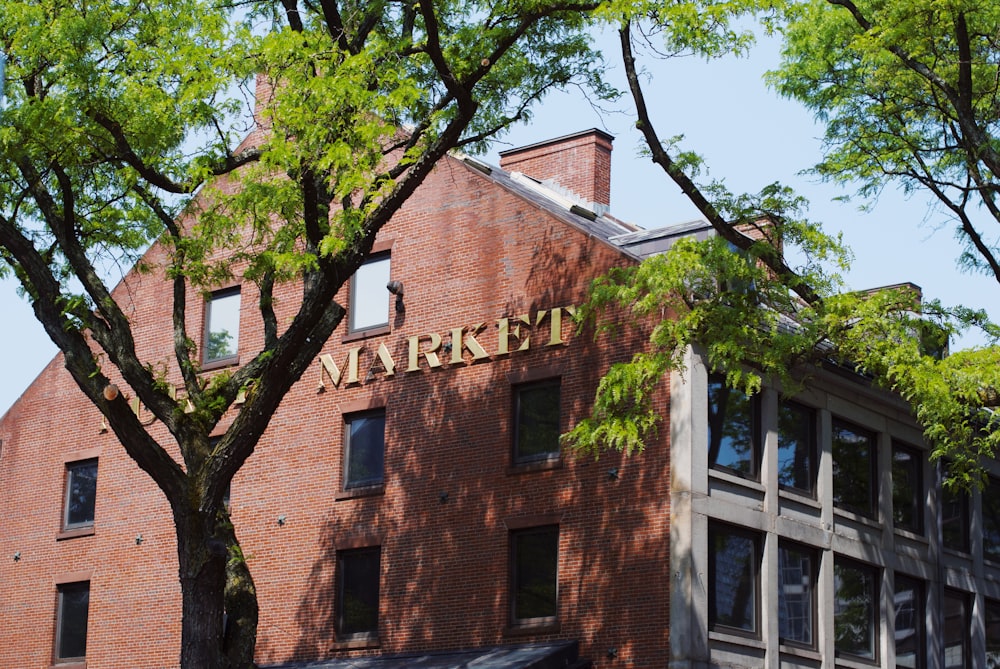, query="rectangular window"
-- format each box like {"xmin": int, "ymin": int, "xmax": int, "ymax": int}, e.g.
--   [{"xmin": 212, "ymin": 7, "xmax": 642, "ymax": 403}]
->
[
  {"xmin": 510, "ymin": 526, "xmax": 559, "ymax": 624},
  {"xmin": 707, "ymin": 375, "xmax": 759, "ymax": 478},
  {"xmin": 777, "ymin": 542, "xmax": 816, "ymax": 648},
  {"xmin": 832, "ymin": 420, "xmax": 877, "ymax": 518},
  {"xmin": 204, "ymin": 287, "xmax": 241, "ymax": 364},
  {"xmin": 344, "ymin": 410, "xmax": 385, "ymax": 490},
  {"xmin": 349, "ymin": 254, "xmax": 391, "ymax": 333},
  {"xmin": 941, "ymin": 464, "xmax": 970, "ymax": 553},
  {"xmin": 709, "ymin": 523, "xmax": 760, "ymax": 636},
  {"xmin": 834, "ymin": 557, "xmax": 878, "ymax": 660},
  {"xmin": 983, "ymin": 477, "xmax": 1000, "ymax": 562},
  {"xmin": 777, "ymin": 400, "xmax": 816, "ymax": 494},
  {"xmin": 894, "ymin": 574, "xmax": 925, "ymax": 669},
  {"xmin": 513, "ymin": 380, "xmax": 561, "ymax": 464},
  {"xmin": 336, "ymin": 547, "xmax": 380, "ymax": 638},
  {"xmin": 986, "ymin": 599, "xmax": 1000, "ymax": 668},
  {"xmin": 943, "ymin": 589, "xmax": 970, "ymax": 669},
  {"xmin": 892, "ymin": 443, "xmax": 923, "ymax": 534},
  {"xmin": 56, "ymin": 581, "xmax": 90, "ymax": 662},
  {"xmin": 63, "ymin": 459, "xmax": 98, "ymax": 530}
]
